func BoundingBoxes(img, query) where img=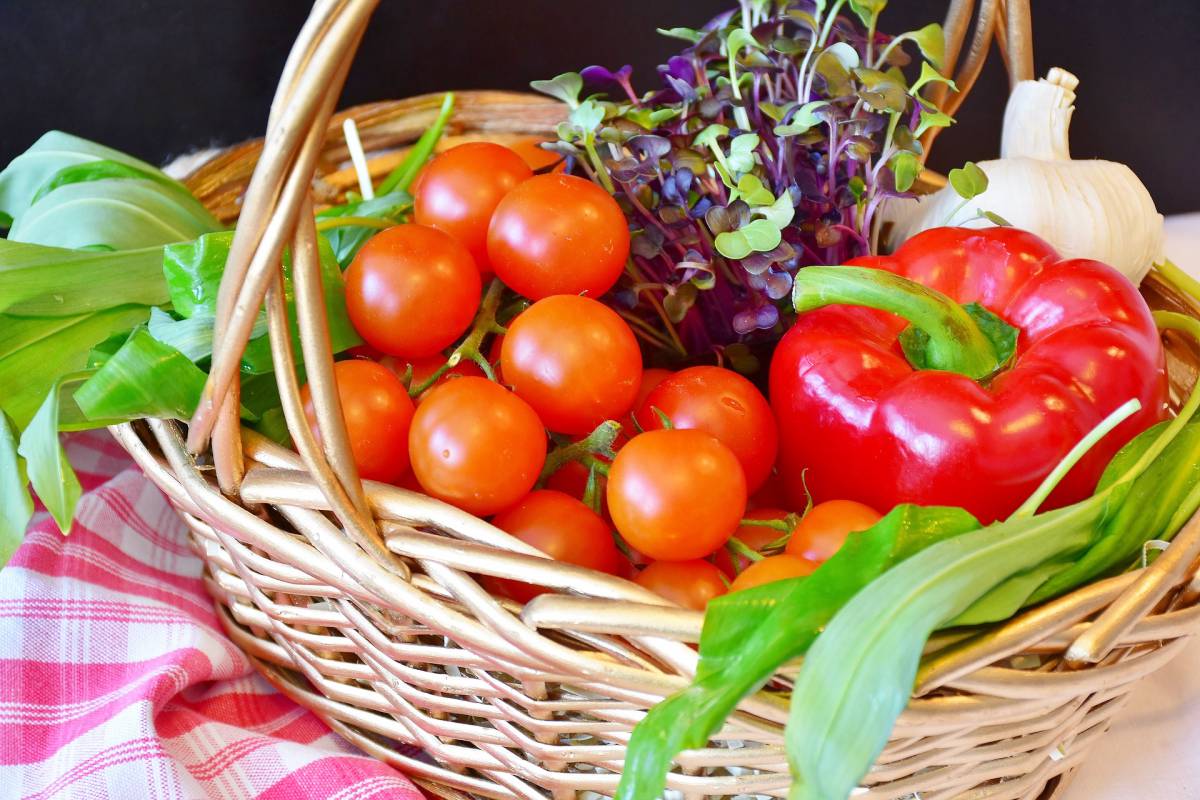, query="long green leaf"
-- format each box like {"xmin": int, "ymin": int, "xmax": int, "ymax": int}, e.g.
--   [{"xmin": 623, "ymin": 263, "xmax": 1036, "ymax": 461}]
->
[
  {"xmin": 0, "ymin": 305, "xmax": 150, "ymax": 429},
  {"xmin": 0, "ymin": 239, "xmax": 168, "ymax": 316},
  {"xmin": 8, "ymin": 178, "xmax": 218, "ymax": 250},
  {"xmin": 0, "ymin": 412, "xmax": 34, "ymax": 565},
  {"xmin": 29, "ymin": 159, "xmax": 200, "ymax": 207},
  {"xmin": 376, "ymin": 92, "xmax": 455, "ymax": 195},
  {"xmin": 317, "ymin": 190, "xmax": 411, "ymax": 266},
  {"xmin": 17, "ymin": 379, "xmax": 85, "ymax": 534},
  {"xmin": 616, "ymin": 505, "xmax": 980, "ymax": 800},
  {"xmin": 74, "ymin": 329, "xmax": 208, "ymax": 422},
  {"xmin": 0, "ymin": 131, "xmax": 168, "ymax": 222},
  {"xmin": 0, "ymin": 313, "xmax": 89, "ymax": 361}
]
